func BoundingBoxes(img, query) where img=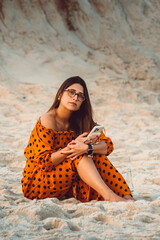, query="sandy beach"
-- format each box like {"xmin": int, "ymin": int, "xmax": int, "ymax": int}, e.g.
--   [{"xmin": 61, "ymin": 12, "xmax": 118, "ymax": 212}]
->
[{"xmin": 0, "ymin": 1, "xmax": 160, "ymax": 239}]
